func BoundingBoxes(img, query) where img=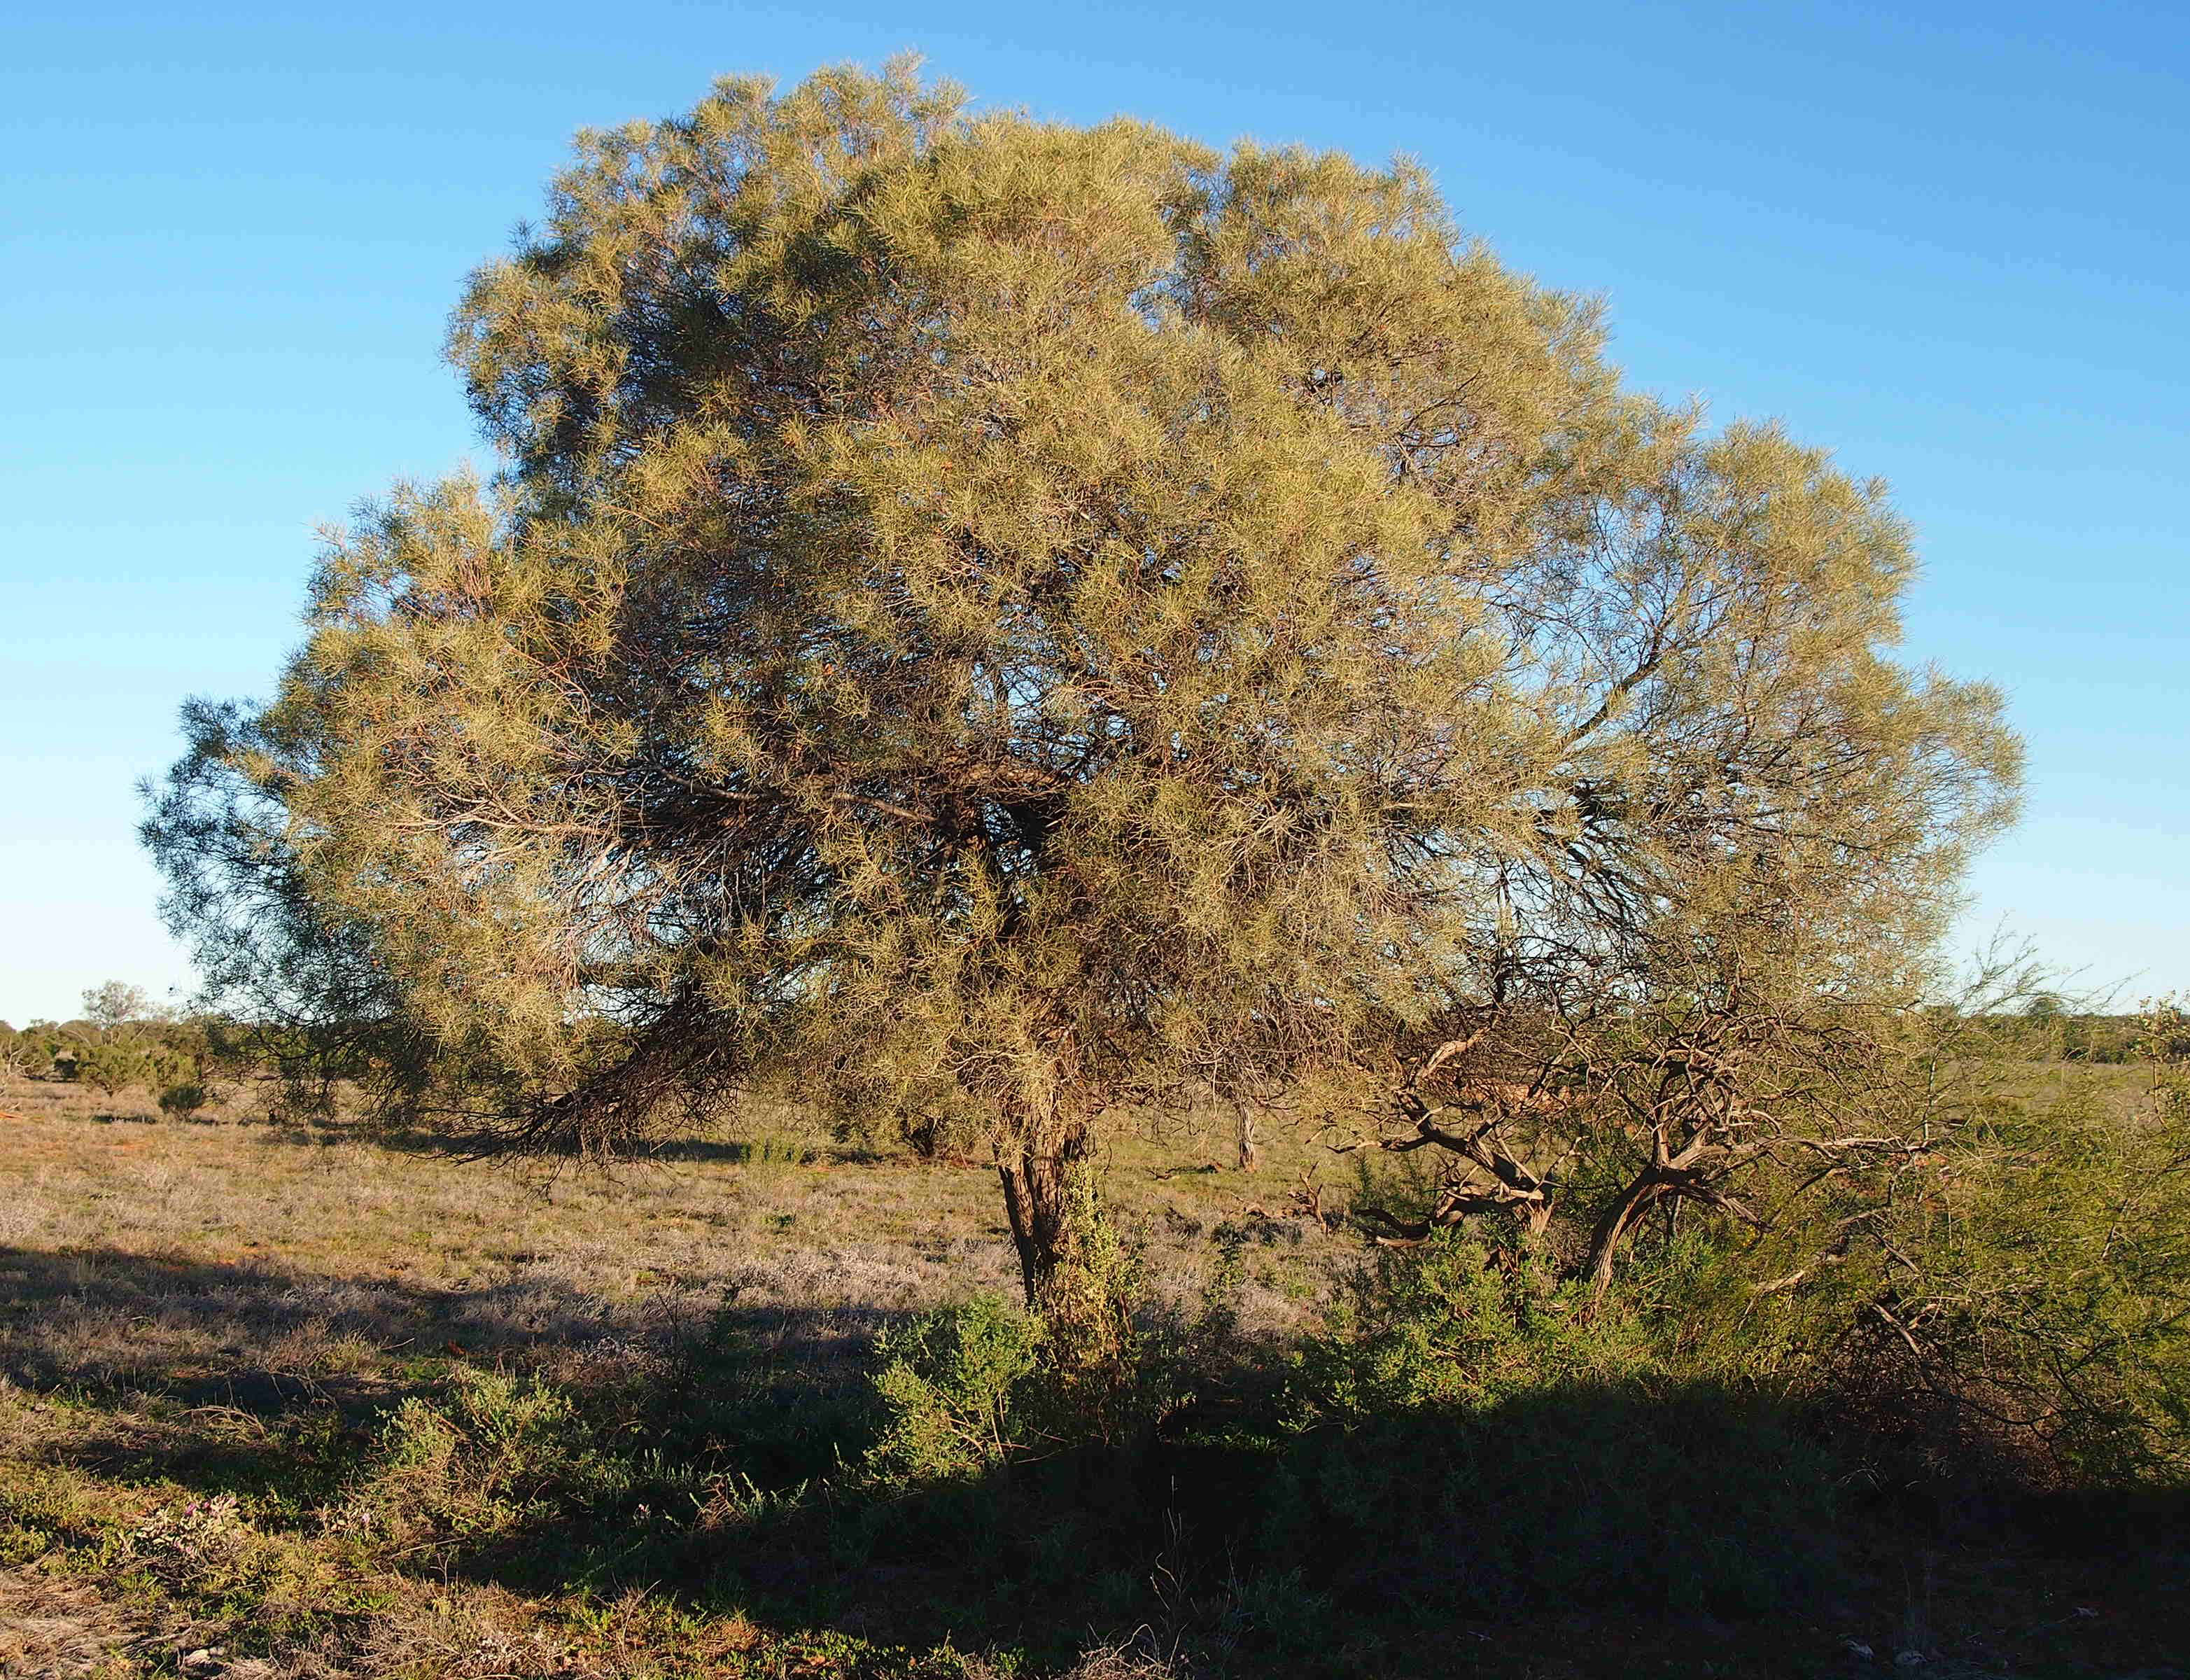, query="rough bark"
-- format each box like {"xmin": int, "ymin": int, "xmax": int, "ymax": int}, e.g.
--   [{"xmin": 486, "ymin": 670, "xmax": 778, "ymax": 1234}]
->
[
  {"xmin": 1585, "ymin": 1169, "xmax": 1669, "ymax": 1298},
  {"xmin": 996, "ymin": 1119, "xmax": 1095, "ymax": 1308}
]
